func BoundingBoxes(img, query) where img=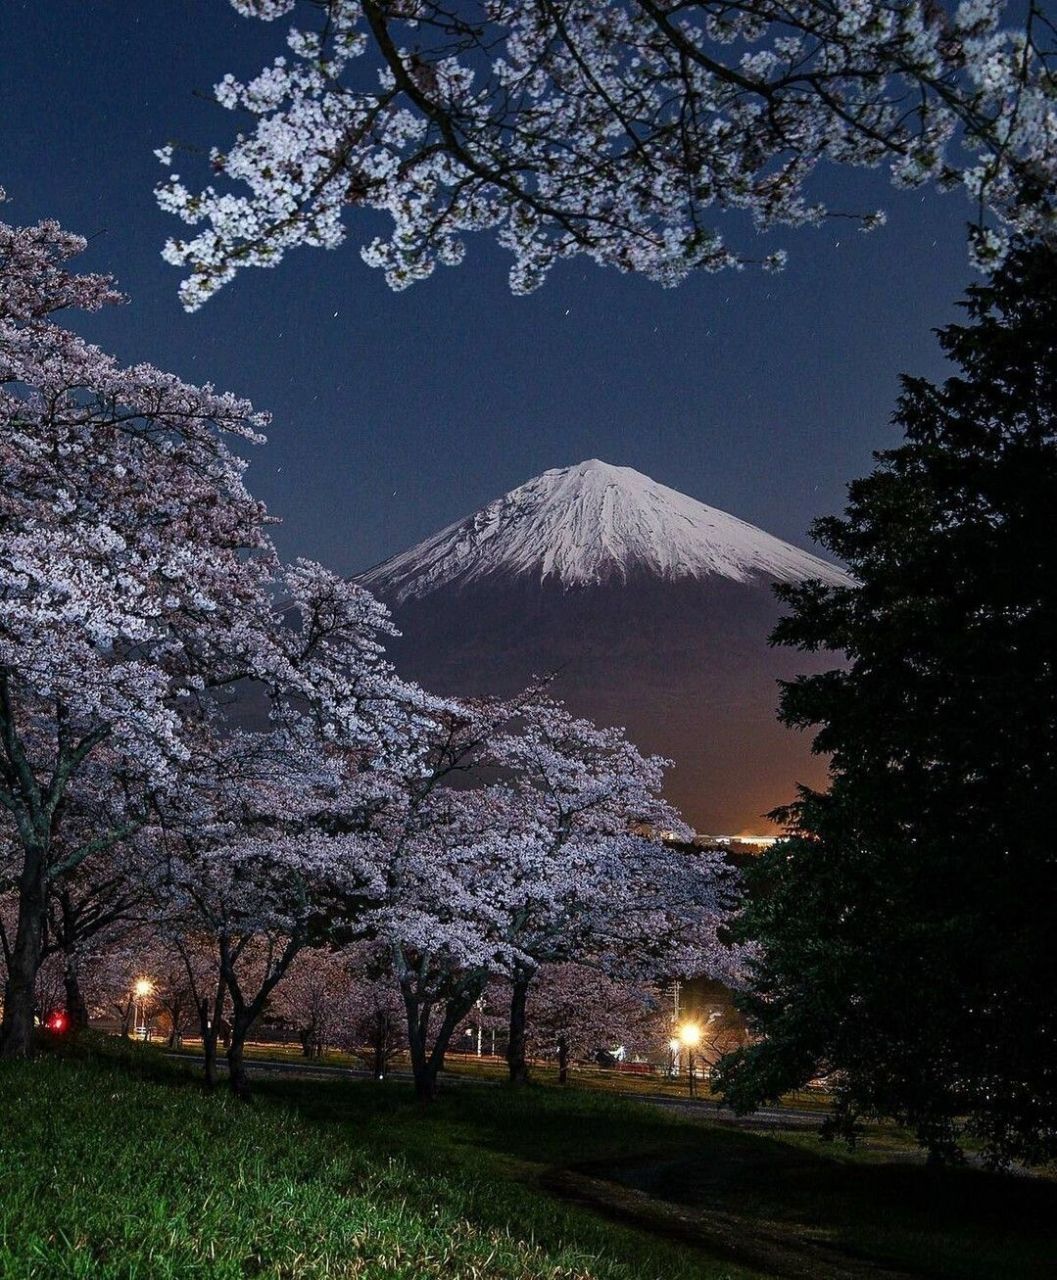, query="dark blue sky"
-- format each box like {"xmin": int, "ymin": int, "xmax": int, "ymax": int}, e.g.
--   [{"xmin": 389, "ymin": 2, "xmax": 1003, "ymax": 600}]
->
[{"xmin": 2, "ymin": 0, "xmax": 974, "ymax": 576}]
